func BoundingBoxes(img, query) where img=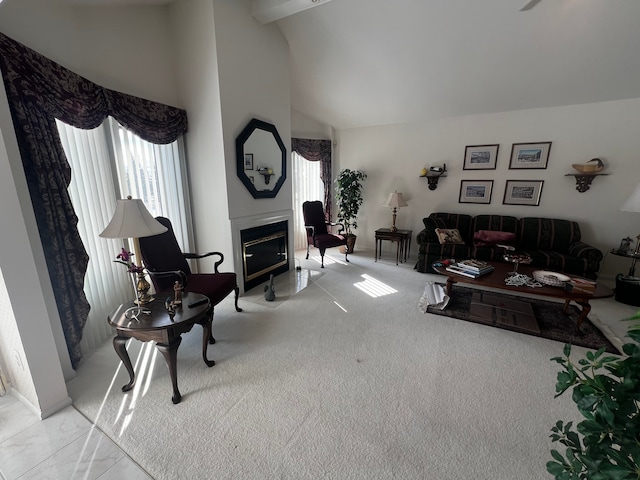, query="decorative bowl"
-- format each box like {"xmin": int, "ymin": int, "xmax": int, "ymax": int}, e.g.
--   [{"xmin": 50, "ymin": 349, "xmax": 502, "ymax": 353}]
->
[
  {"xmin": 572, "ymin": 158, "xmax": 604, "ymax": 174},
  {"xmin": 533, "ymin": 270, "xmax": 571, "ymax": 287},
  {"xmin": 572, "ymin": 163, "xmax": 603, "ymax": 174}
]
